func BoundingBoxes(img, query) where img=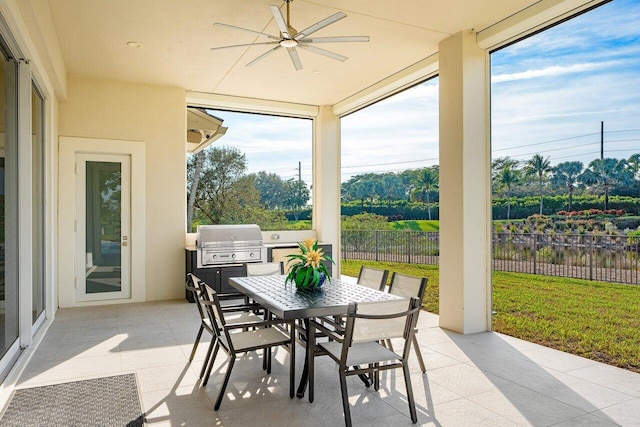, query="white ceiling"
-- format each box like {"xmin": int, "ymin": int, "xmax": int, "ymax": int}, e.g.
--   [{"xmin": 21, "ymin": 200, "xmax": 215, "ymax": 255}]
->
[{"xmin": 47, "ymin": 0, "xmax": 539, "ymax": 106}]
